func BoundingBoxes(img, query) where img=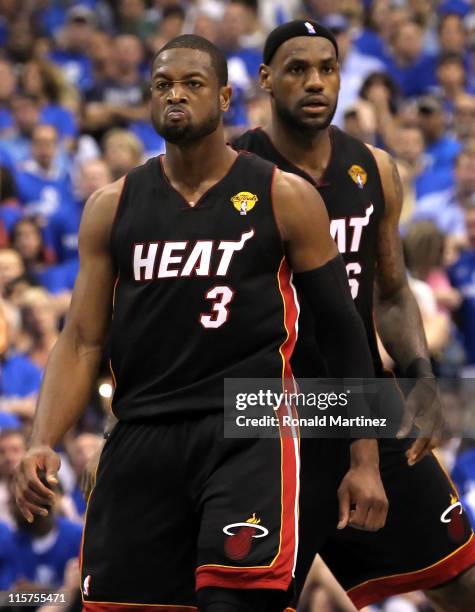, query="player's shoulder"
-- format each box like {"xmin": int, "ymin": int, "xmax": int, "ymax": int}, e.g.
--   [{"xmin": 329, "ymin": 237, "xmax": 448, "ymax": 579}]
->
[
  {"xmin": 272, "ymin": 169, "xmax": 328, "ymax": 241},
  {"xmin": 364, "ymin": 142, "xmax": 394, "ymax": 175},
  {"xmin": 273, "ymin": 169, "xmax": 323, "ymax": 212},
  {"xmin": 274, "ymin": 168, "xmax": 313, "ymax": 196},
  {"xmin": 84, "ymin": 177, "xmax": 125, "ymax": 219},
  {"xmin": 80, "ymin": 177, "xmax": 125, "ymax": 246}
]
